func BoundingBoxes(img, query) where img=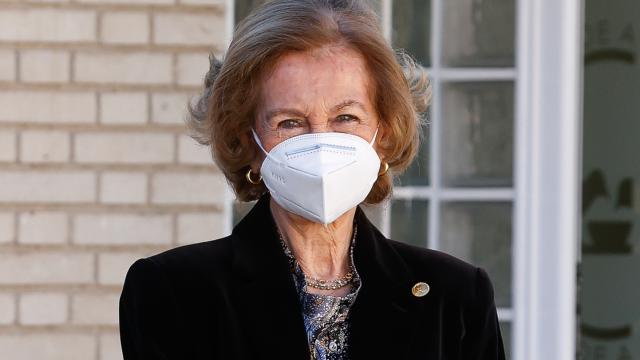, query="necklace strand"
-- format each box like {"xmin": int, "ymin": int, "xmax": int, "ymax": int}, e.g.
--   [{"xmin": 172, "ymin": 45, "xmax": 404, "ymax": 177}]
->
[
  {"xmin": 276, "ymin": 223, "xmax": 357, "ymax": 290},
  {"xmin": 303, "ymin": 267, "xmax": 354, "ymax": 290}
]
